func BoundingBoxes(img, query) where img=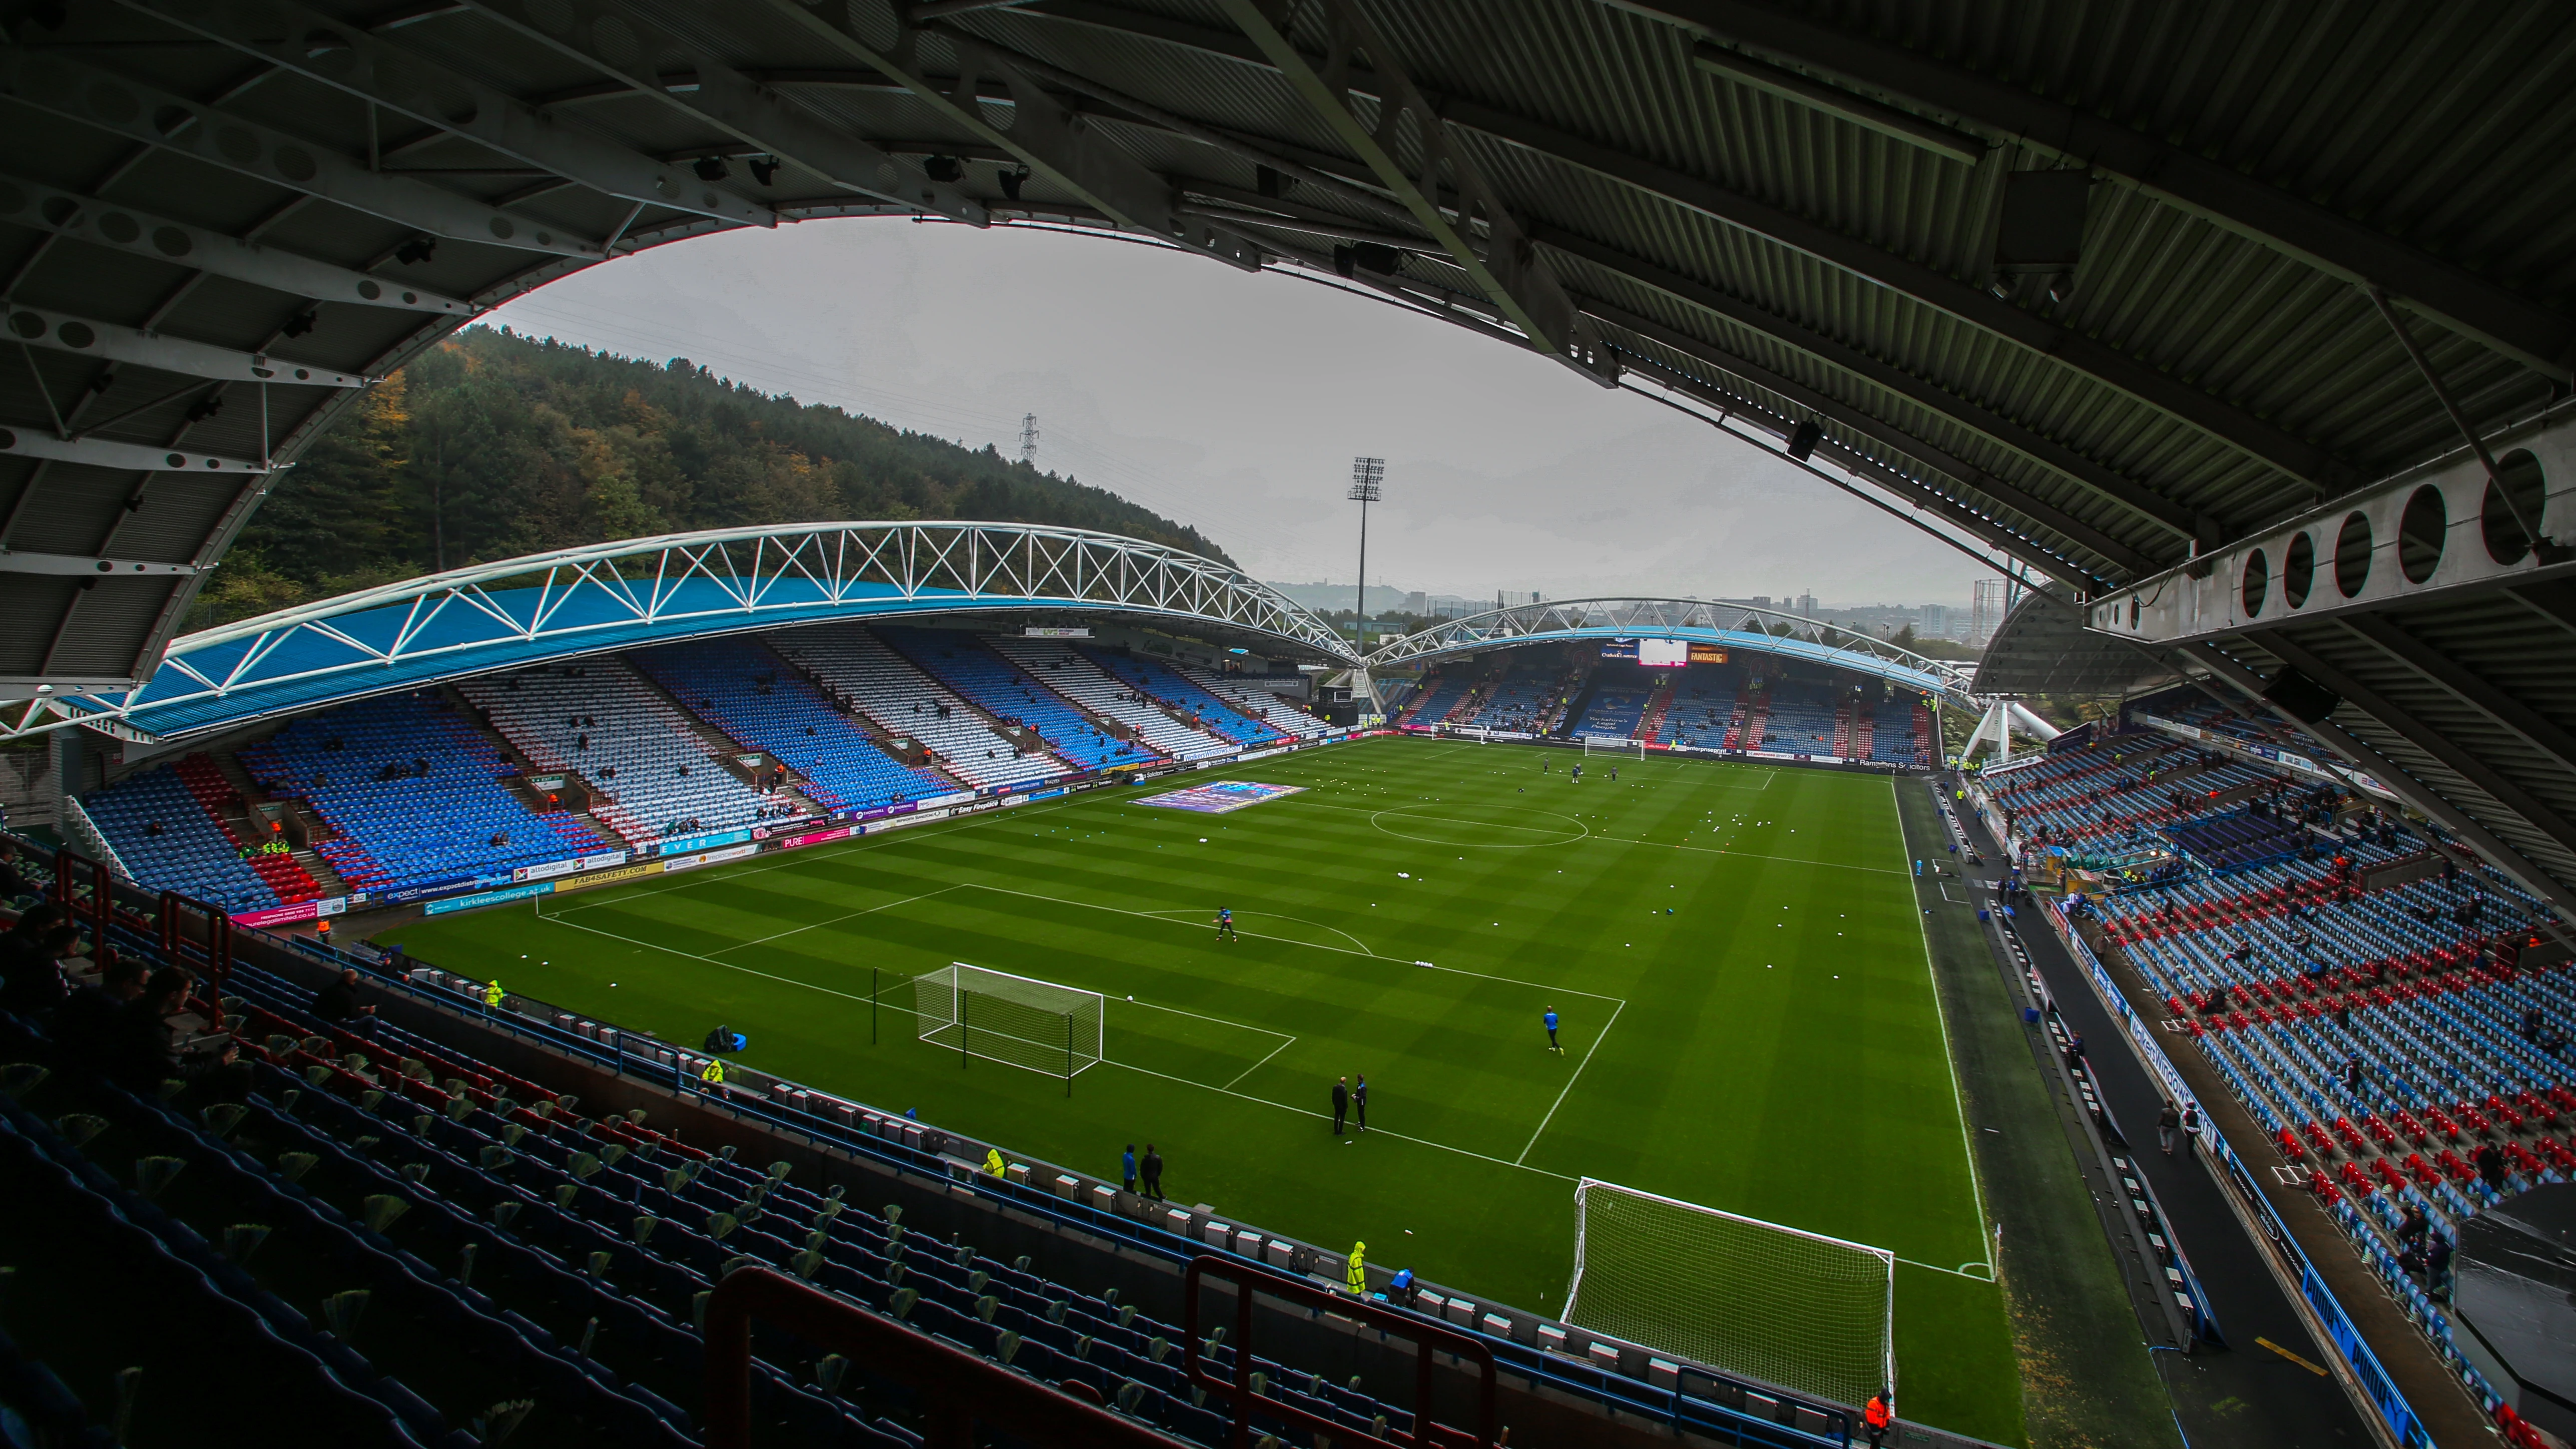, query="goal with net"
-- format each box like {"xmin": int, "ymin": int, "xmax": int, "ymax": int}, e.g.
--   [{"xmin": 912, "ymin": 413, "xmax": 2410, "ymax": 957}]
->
[
  {"xmin": 911, "ymin": 962, "xmax": 1105, "ymax": 1092},
  {"xmin": 1565, "ymin": 1178, "xmax": 1894, "ymax": 1408},
  {"xmin": 1581, "ymin": 735, "xmax": 1645, "ymax": 760}
]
